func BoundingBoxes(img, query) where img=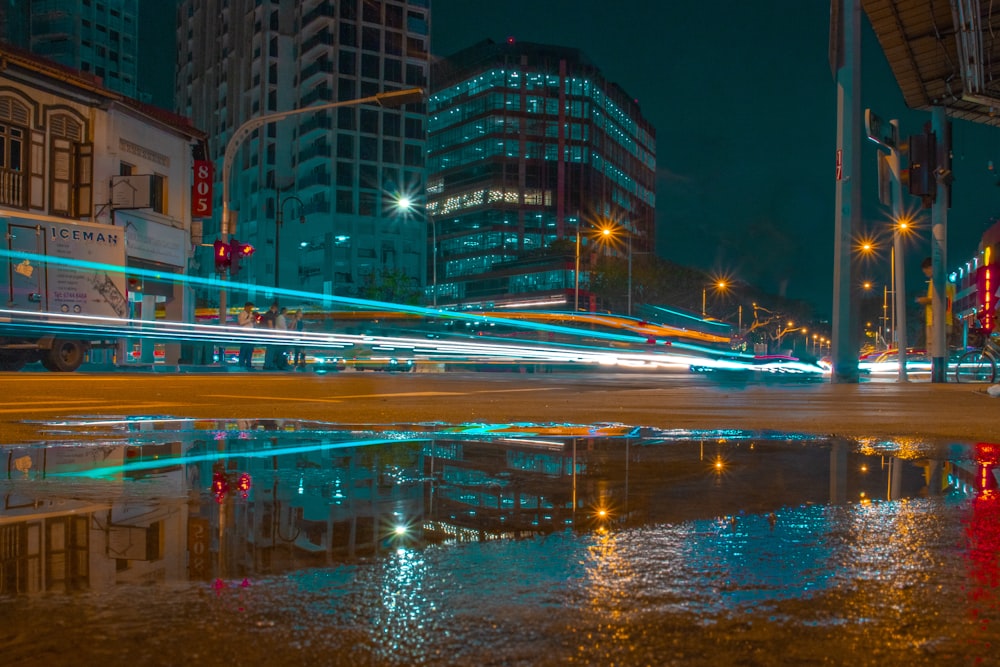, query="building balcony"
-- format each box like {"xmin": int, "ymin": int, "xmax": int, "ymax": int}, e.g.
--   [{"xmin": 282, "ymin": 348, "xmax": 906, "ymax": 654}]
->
[
  {"xmin": 297, "ymin": 114, "xmax": 334, "ymax": 143},
  {"xmin": 299, "ymin": 28, "xmax": 333, "ymax": 61},
  {"xmin": 299, "ymin": 58, "xmax": 333, "ymax": 89}
]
